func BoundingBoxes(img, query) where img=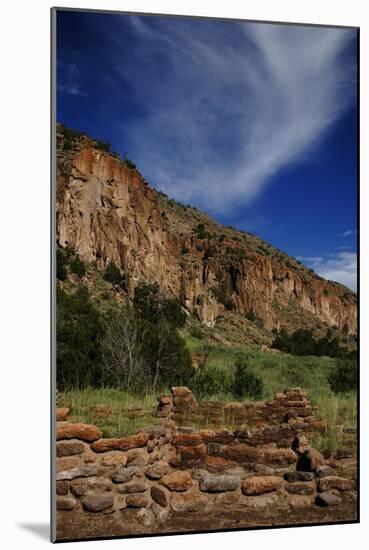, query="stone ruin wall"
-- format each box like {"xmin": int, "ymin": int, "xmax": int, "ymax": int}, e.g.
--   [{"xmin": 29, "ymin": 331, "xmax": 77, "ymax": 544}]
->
[{"xmin": 56, "ymin": 388, "xmax": 357, "ymax": 533}]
